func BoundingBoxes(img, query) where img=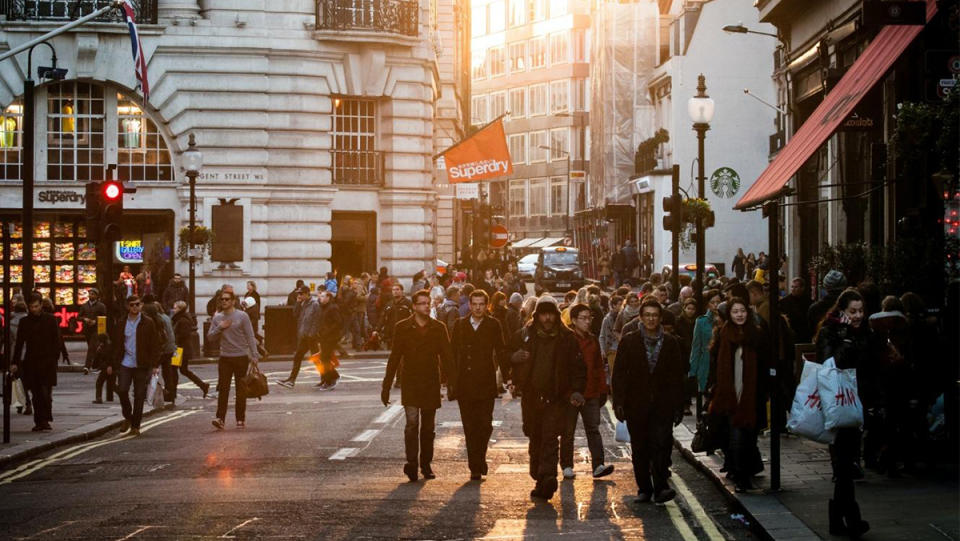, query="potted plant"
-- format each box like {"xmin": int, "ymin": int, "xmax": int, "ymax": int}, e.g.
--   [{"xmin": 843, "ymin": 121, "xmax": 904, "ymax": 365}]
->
[
  {"xmin": 681, "ymin": 198, "xmax": 715, "ymax": 227},
  {"xmin": 177, "ymin": 225, "xmax": 214, "ymax": 261}
]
